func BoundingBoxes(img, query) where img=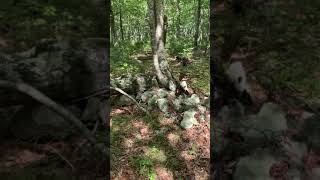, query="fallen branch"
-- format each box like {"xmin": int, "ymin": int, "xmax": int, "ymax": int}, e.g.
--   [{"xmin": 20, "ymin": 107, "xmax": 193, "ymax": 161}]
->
[
  {"xmin": 0, "ymin": 80, "xmax": 108, "ymax": 156},
  {"xmin": 110, "ymin": 86, "xmax": 150, "ymax": 116}
]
